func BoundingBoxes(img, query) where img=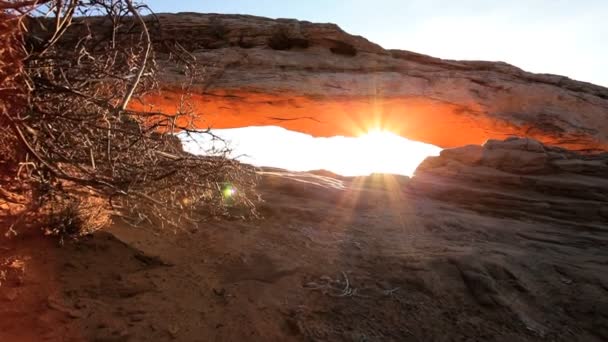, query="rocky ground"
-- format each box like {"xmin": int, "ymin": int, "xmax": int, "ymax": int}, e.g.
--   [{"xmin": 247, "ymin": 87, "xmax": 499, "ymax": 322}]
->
[{"xmin": 1, "ymin": 138, "xmax": 608, "ymax": 341}]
